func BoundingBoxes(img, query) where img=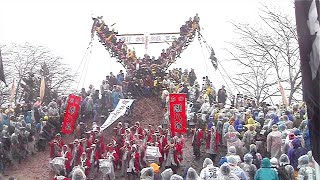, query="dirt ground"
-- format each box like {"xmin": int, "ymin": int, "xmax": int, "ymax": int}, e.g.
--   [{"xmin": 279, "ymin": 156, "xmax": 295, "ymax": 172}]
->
[{"xmin": 3, "ymin": 97, "xmax": 226, "ymax": 180}]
